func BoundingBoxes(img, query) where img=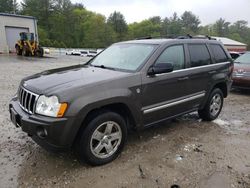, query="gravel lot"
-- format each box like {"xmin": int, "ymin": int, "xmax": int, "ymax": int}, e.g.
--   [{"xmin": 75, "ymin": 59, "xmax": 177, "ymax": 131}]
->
[{"xmin": 0, "ymin": 54, "xmax": 250, "ymax": 188}]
